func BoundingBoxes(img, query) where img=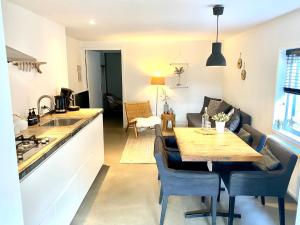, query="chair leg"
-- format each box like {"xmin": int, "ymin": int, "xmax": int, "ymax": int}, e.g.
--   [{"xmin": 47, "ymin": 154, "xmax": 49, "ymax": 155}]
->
[
  {"xmin": 228, "ymin": 196, "xmax": 235, "ymax": 225},
  {"xmin": 211, "ymin": 196, "xmax": 217, "ymax": 225},
  {"xmin": 261, "ymin": 196, "xmax": 265, "ymax": 205},
  {"xmin": 134, "ymin": 124, "xmax": 138, "ymax": 138},
  {"xmin": 160, "ymin": 195, "xmax": 168, "ymax": 225},
  {"xmin": 159, "ymin": 186, "xmax": 163, "ymax": 204},
  {"xmin": 278, "ymin": 197, "xmax": 285, "ymax": 225},
  {"xmin": 125, "ymin": 124, "xmax": 129, "ymax": 133},
  {"xmin": 217, "ymin": 177, "xmax": 221, "ymax": 202}
]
